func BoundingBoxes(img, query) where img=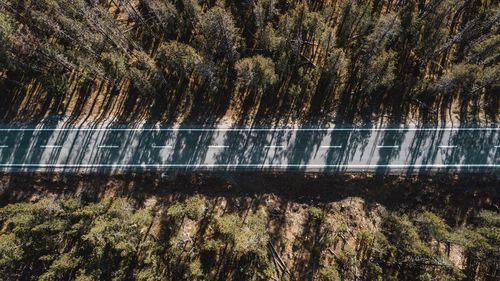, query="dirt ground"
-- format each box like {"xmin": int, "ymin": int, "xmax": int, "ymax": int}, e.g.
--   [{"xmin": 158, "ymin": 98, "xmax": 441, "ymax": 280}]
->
[
  {"xmin": 1, "ymin": 172, "xmax": 497, "ymax": 222},
  {"xmin": 1, "ymin": 75, "xmax": 491, "ymax": 127}
]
